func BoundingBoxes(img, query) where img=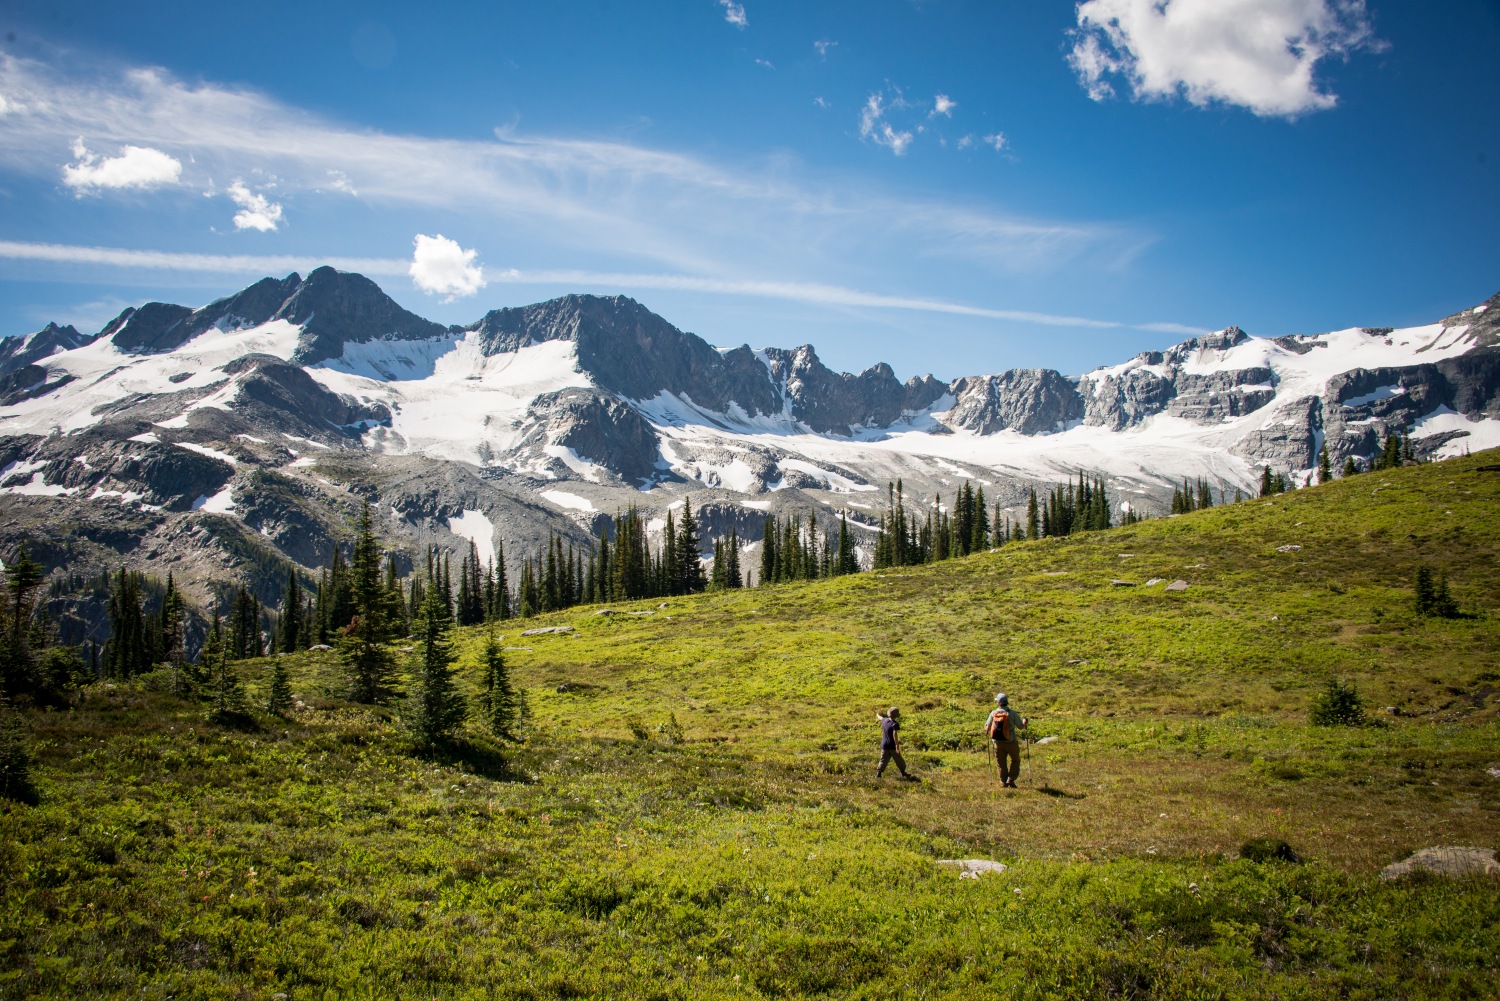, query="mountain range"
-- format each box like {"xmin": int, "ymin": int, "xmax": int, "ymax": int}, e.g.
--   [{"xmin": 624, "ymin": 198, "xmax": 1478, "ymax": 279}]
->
[{"xmin": 1, "ymin": 266, "xmax": 1497, "ymax": 630}]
